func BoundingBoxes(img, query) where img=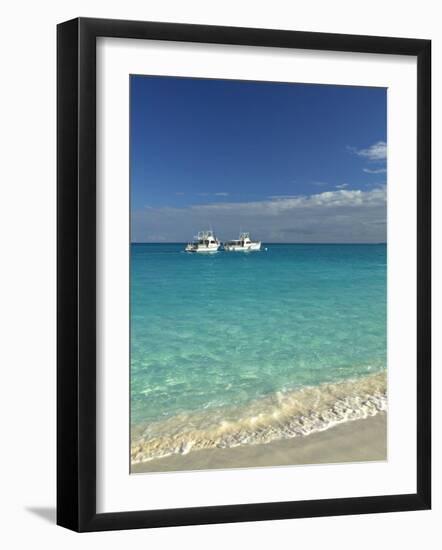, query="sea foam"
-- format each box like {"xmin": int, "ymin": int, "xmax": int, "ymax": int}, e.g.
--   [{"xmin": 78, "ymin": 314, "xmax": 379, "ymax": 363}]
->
[{"xmin": 131, "ymin": 371, "xmax": 387, "ymax": 464}]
